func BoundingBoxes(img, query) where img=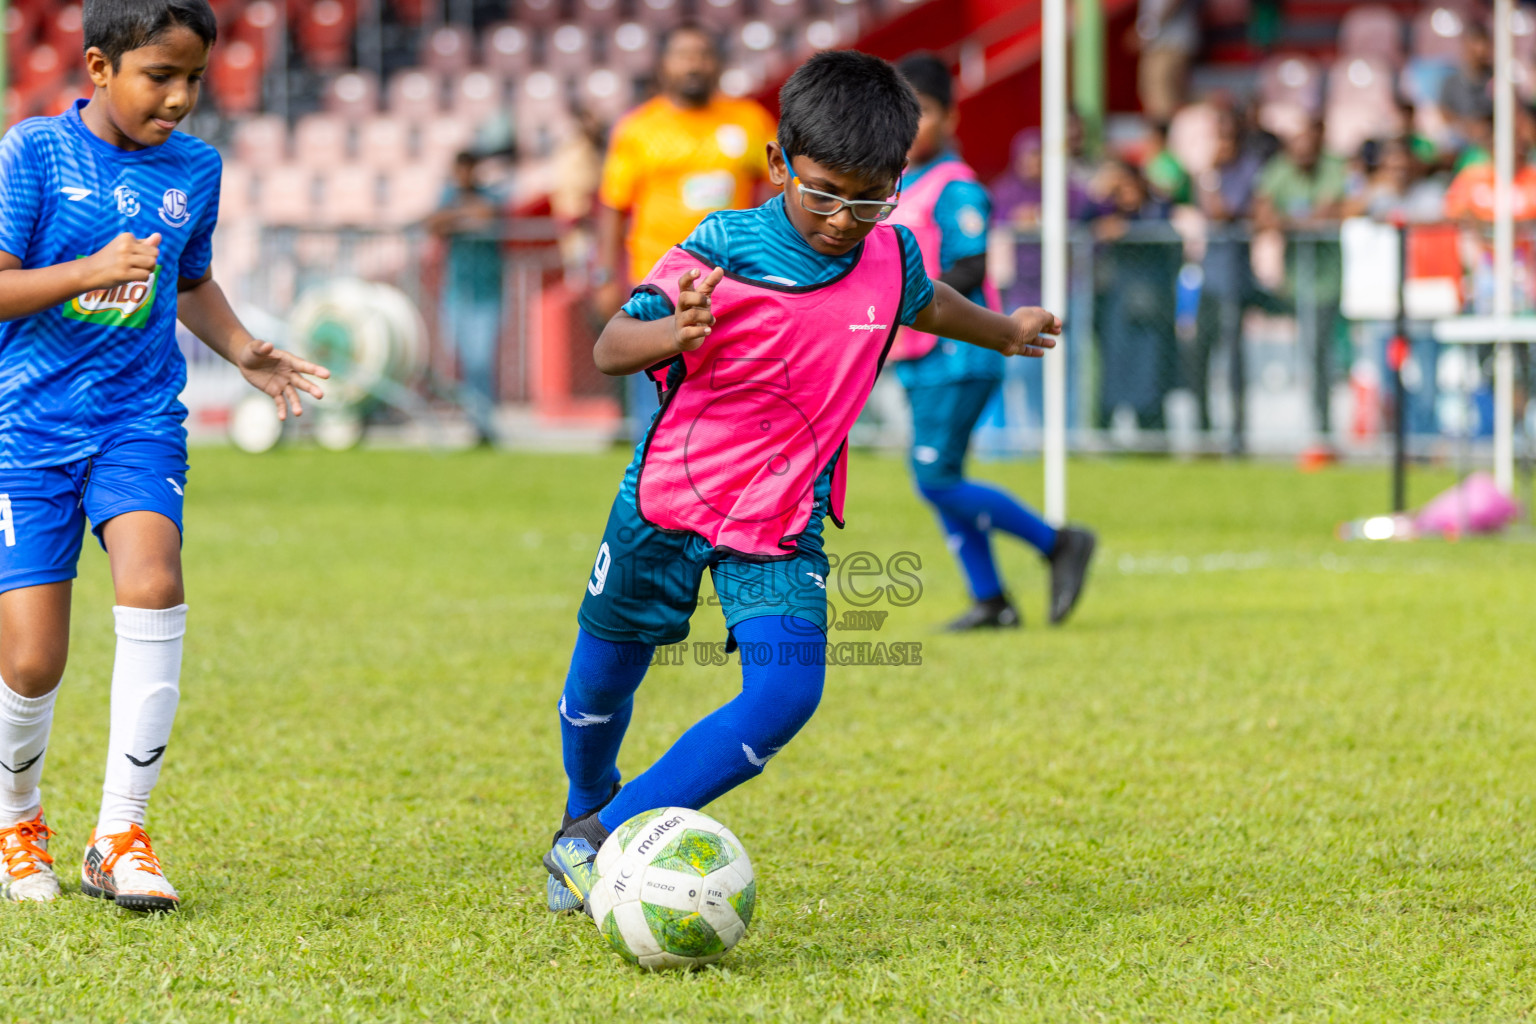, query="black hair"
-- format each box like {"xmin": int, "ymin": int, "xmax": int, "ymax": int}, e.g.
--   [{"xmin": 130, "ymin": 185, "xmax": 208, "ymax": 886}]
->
[
  {"xmin": 896, "ymin": 53, "xmax": 952, "ymax": 111},
  {"xmin": 777, "ymin": 50, "xmax": 920, "ymax": 183},
  {"xmin": 454, "ymin": 150, "xmax": 479, "ymax": 166},
  {"xmin": 659, "ymin": 22, "xmax": 723, "ymax": 60},
  {"xmin": 83, "ymin": 0, "xmax": 217, "ymax": 70}
]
